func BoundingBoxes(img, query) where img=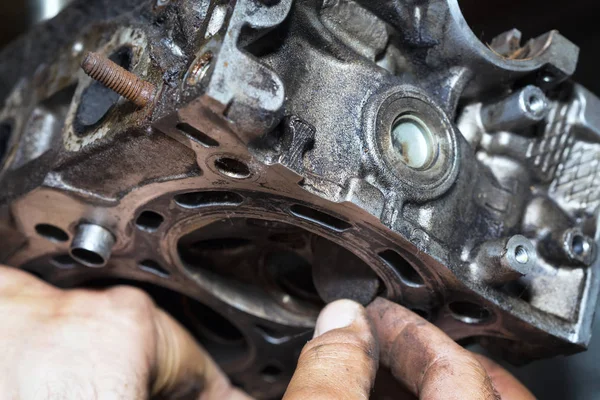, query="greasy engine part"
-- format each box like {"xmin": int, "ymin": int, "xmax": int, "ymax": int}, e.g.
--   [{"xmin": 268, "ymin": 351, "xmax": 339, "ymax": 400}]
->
[{"xmin": 0, "ymin": 0, "xmax": 599, "ymax": 398}]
